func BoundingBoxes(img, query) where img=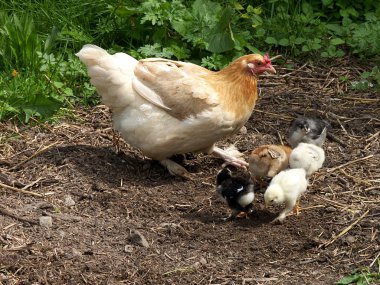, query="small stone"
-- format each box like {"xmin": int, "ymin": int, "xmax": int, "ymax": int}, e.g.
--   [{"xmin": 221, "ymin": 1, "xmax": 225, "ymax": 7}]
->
[
  {"xmin": 345, "ymin": 235, "xmax": 356, "ymax": 243},
  {"xmin": 325, "ymin": 206, "xmax": 336, "ymax": 213},
  {"xmin": 129, "ymin": 230, "xmax": 149, "ymax": 248},
  {"xmin": 39, "ymin": 216, "xmax": 52, "ymax": 228},
  {"xmin": 369, "ymin": 190, "xmax": 380, "ymax": 196},
  {"xmin": 239, "ymin": 126, "xmax": 247, "ymax": 134},
  {"xmin": 192, "ymin": 262, "xmax": 201, "ymax": 268},
  {"xmin": 124, "ymin": 245, "xmax": 134, "ymax": 253},
  {"xmin": 199, "ymin": 257, "xmax": 207, "ymax": 265},
  {"xmin": 64, "ymin": 195, "xmax": 76, "ymax": 207},
  {"xmin": 72, "ymin": 248, "xmax": 82, "ymax": 257}
]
